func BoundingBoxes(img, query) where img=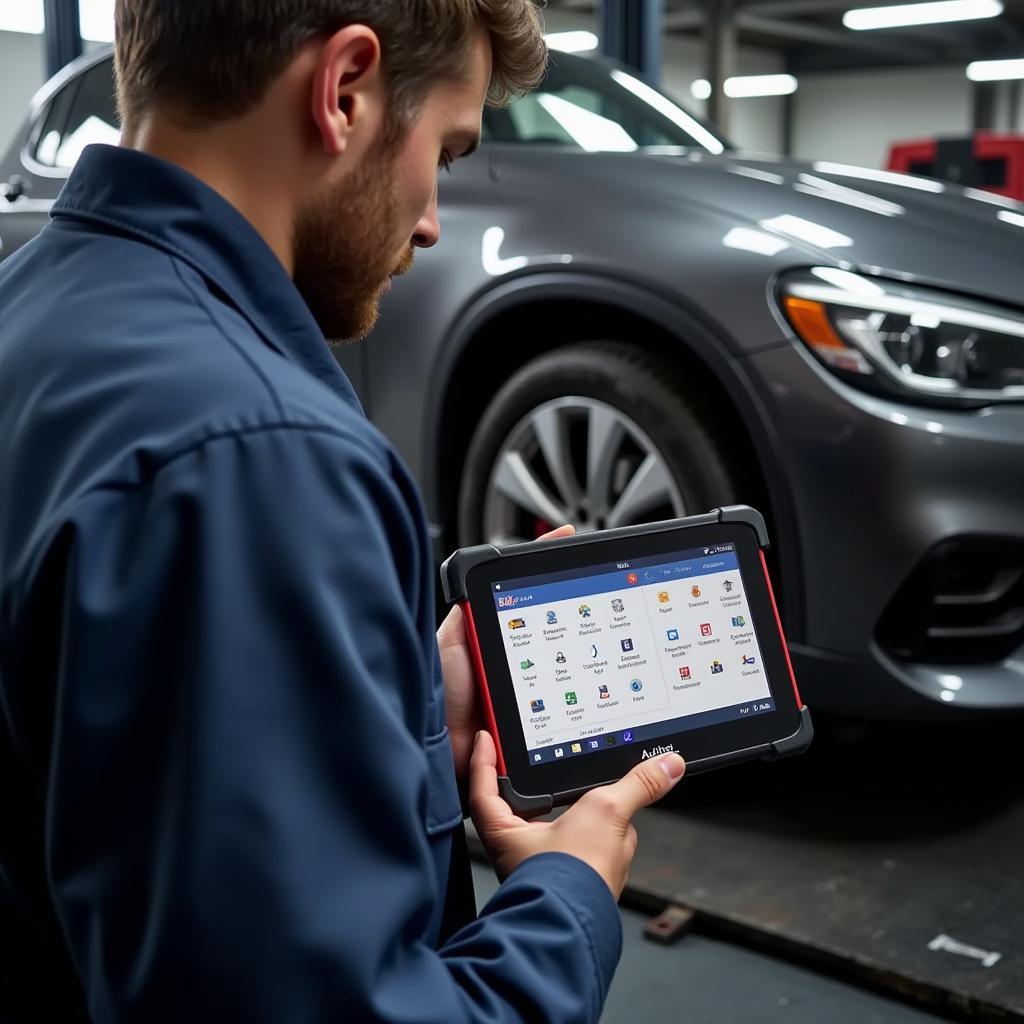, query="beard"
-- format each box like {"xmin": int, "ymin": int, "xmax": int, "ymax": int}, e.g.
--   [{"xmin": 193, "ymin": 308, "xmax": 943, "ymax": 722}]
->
[{"xmin": 293, "ymin": 148, "xmax": 414, "ymax": 345}]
